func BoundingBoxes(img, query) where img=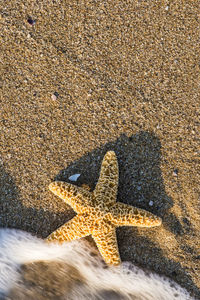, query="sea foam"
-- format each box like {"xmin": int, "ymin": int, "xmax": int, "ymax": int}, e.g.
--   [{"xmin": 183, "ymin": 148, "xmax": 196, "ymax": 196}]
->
[{"xmin": 0, "ymin": 229, "xmax": 194, "ymax": 299}]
